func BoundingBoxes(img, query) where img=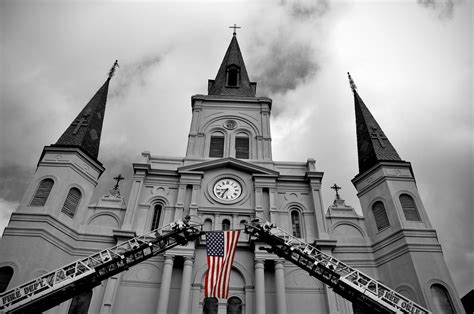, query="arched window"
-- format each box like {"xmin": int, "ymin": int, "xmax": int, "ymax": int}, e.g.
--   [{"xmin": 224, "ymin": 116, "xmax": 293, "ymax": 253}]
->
[
  {"xmin": 204, "ymin": 219, "xmax": 213, "ymax": 232},
  {"xmin": 61, "ymin": 188, "xmax": 81, "ymax": 218},
  {"xmin": 400, "ymin": 194, "xmax": 421, "ymax": 221},
  {"xmin": 291, "ymin": 210, "xmax": 302, "ymax": 238},
  {"xmin": 30, "ymin": 178, "xmax": 54, "ymax": 206},
  {"xmin": 151, "ymin": 204, "xmax": 163, "ymax": 230},
  {"xmin": 430, "ymin": 284, "xmax": 455, "ymax": 314},
  {"xmin": 209, "ymin": 132, "xmax": 224, "ymax": 158},
  {"xmin": 222, "ymin": 219, "xmax": 231, "ymax": 231},
  {"xmin": 68, "ymin": 289, "xmax": 92, "ymax": 314},
  {"xmin": 226, "ymin": 66, "xmax": 240, "ymax": 87},
  {"xmin": 235, "ymin": 133, "xmax": 249, "ymax": 159},
  {"xmin": 372, "ymin": 201, "xmax": 390, "ymax": 231},
  {"xmin": 0, "ymin": 266, "xmax": 14, "ymax": 292},
  {"xmin": 203, "ymin": 219, "xmax": 213, "ymax": 241},
  {"xmin": 203, "ymin": 297, "xmax": 218, "ymax": 314},
  {"xmin": 227, "ymin": 296, "xmax": 242, "ymax": 314}
]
